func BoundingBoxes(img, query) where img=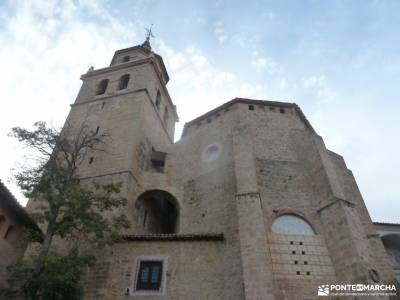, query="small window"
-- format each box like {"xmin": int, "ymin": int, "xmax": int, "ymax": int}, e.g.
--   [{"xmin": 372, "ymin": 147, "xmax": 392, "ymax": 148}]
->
[
  {"xmin": 248, "ymin": 105, "xmax": 254, "ymax": 111},
  {"xmin": 306, "ymin": 271, "xmax": 311, "ymax": 276},
  {"xmin": 279, "ymin": 108, "xmax": 285, "ymax": 114},
  {"xmin": 294, "ymin": 260, "xmax": 298, "ymax": 264},
  {"xmin": 136, "ymin": 261, "xmax": 163, "ymax": 291},
  {"xmin": 164, "ymin": 108, "xmax": 169, "ymax": 124},
  {"xmin": 304, "ymin": 261, "xmax": 308, "ymax": 265},
  {"xmin": 292, "ymin": 250, "xmax": 296, "ymax": 254},
  {"xmin": 296, "ymin": 271, "xmax": 300, "ymax": 275},
  {"xmin": 151, "ymin": 150, "xmax": 166, "ymax": 173},
  {"xmin": 155, "ymin": 90, "xmax": 161, "ymax": 110},
  {"xmin": 302, "ymin": 251, "xmax": 306, "ymax": 255},
  {"xmin": 132, "ymin": 256, "xmax": 168, "ymax": 295},
  {"xmin": 118, "ymin": 74, "xmax": 130, "ymax": 90},
  {"xmin": 89, "ymin": 157, "xmax": 94, "ymax": 164},
  {"xmin": 96, "ymin": 79, "xmax": 109, "ymax": 95},
  {"xmin": 122, "ymin": 56, "xmax": 130, "ymax": 62}
]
